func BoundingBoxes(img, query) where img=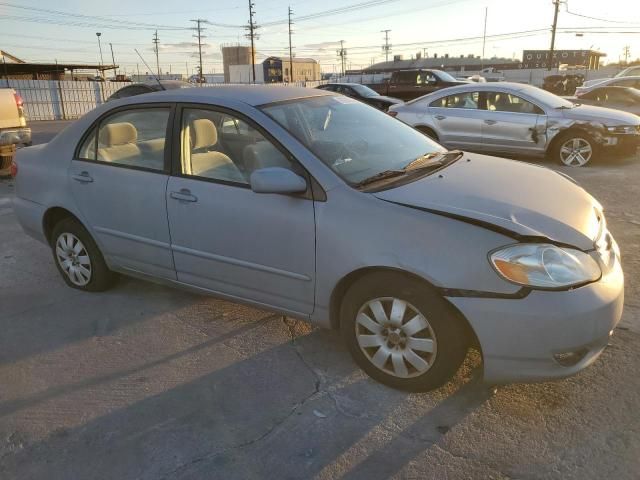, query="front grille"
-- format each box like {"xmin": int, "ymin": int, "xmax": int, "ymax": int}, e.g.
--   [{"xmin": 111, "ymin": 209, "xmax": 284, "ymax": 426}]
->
[{"xmin": 0, "ymin": 155, "xmax": 13, "ymax": 171}]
